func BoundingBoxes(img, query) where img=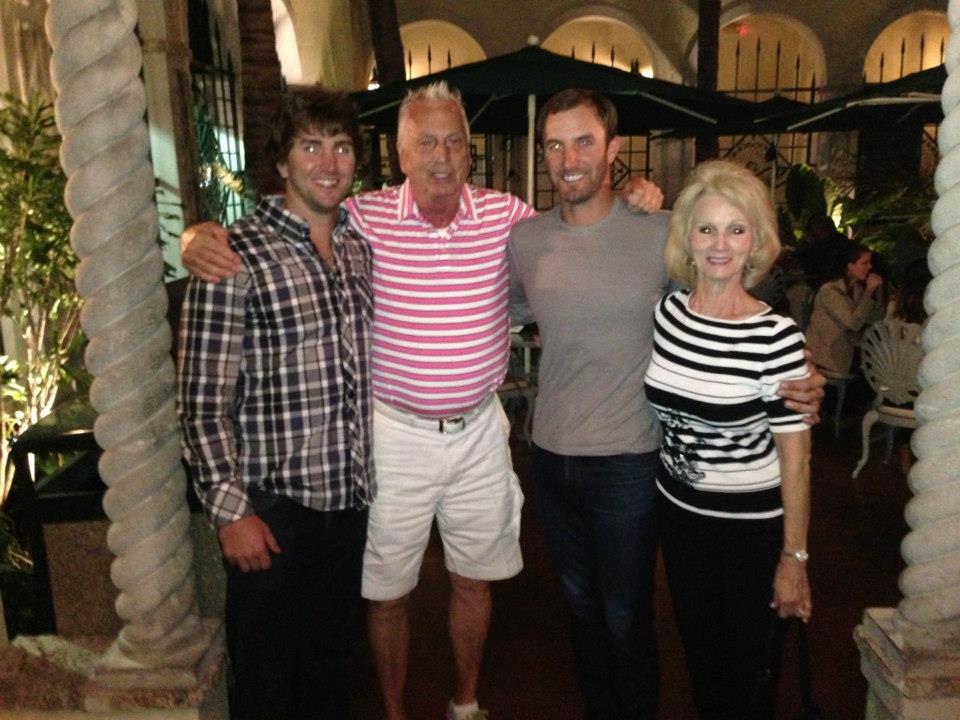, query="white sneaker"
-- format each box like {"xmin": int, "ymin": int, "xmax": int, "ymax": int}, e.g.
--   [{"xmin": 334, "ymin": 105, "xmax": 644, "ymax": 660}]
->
[{"xmin": 446, "ymin": 700, "xmax": 489, "ymax": 720}]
